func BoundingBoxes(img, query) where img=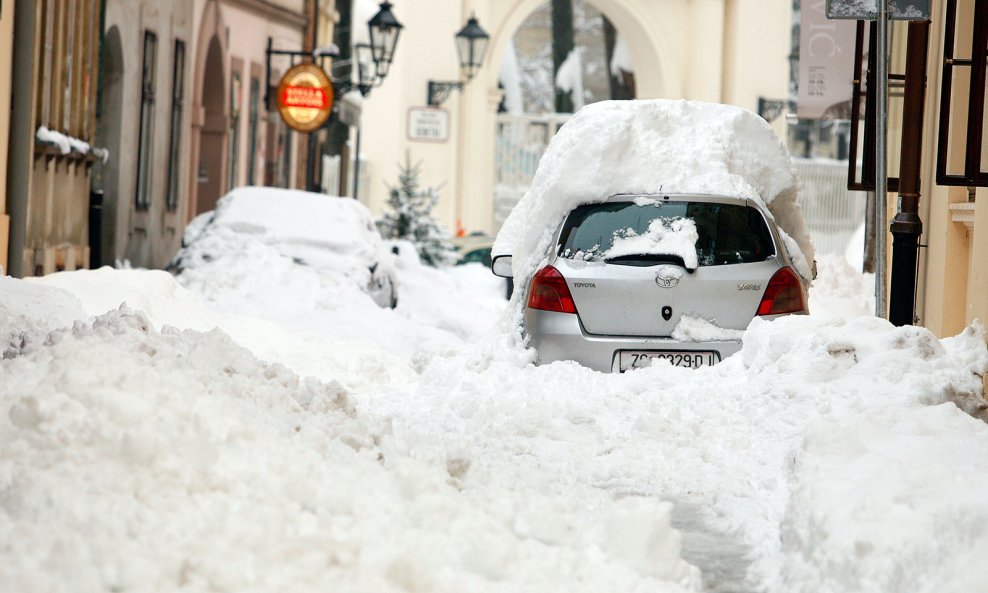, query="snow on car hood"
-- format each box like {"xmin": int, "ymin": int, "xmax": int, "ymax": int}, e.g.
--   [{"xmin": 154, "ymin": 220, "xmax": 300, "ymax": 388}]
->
[
  {"xmin": 172, "ymin": 187, "xmax": 396, "ymax": 311},
  {"xmin": 494, "ymin": 99, "xmax": 816, "ymax": 288},
  {"xmin": 204, "ymin": 186, "xmax": 387, "ymax": 272}
]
